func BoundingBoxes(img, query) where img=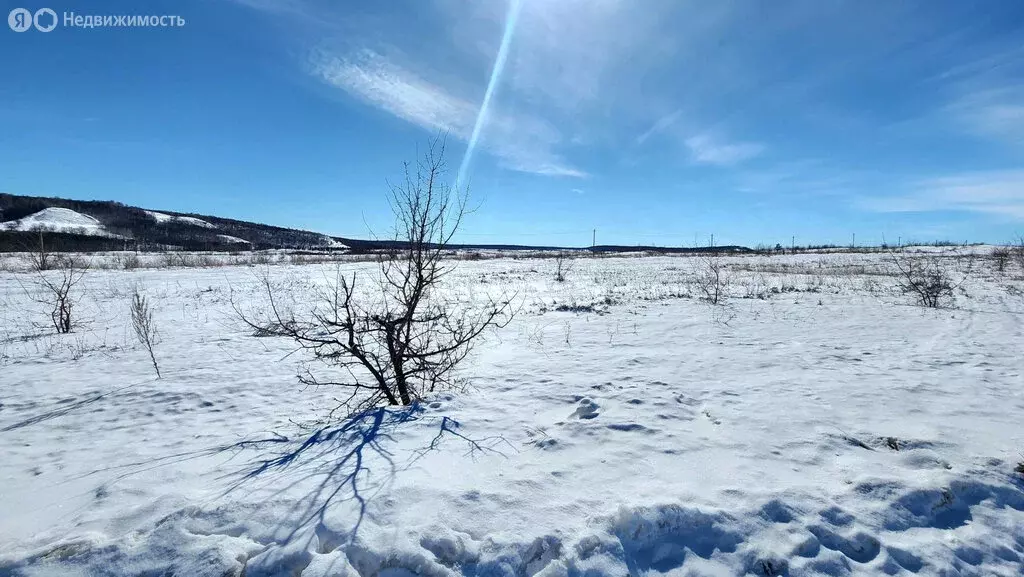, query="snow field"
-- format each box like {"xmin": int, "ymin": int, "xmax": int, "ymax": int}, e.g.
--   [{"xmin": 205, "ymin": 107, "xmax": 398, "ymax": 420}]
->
[{"xmin": 0, "ymin": 250, "xmax": 1022, "ymax": 576}]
